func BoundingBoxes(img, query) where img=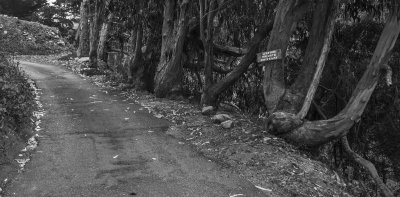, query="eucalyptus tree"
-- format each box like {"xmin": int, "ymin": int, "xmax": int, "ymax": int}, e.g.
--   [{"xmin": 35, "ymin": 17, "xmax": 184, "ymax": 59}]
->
[
  {"xmin": 153, "ymin": 0, "xmax": 191, "ymax": 97},
  {"xmin": 76, "ymin": 0, "xmax": 90, "ymax": 57},
  {"xmin": 262, "ymin": 1, "xmax": 399, "ymax": 196}
]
